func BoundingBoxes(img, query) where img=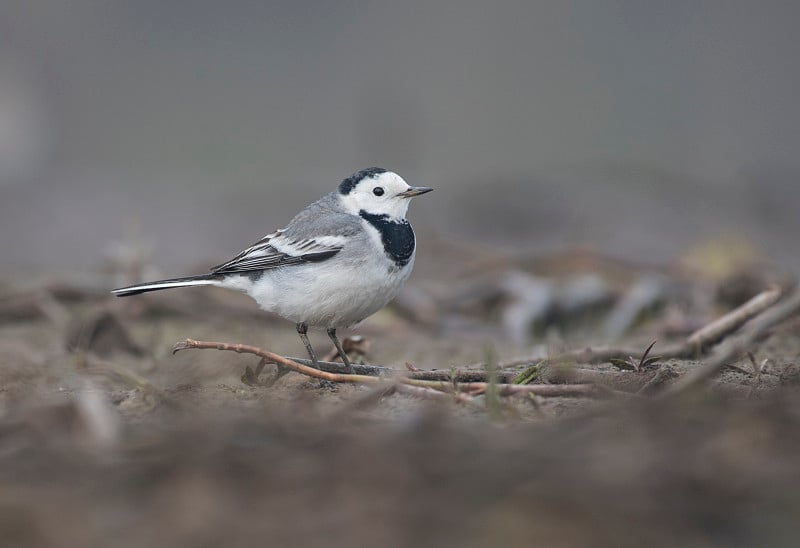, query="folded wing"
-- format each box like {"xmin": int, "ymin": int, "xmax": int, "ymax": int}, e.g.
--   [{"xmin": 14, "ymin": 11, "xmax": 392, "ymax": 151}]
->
[{"xmin": 211, "ymin": 230, "xmax": 344, "ymax": 275}]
